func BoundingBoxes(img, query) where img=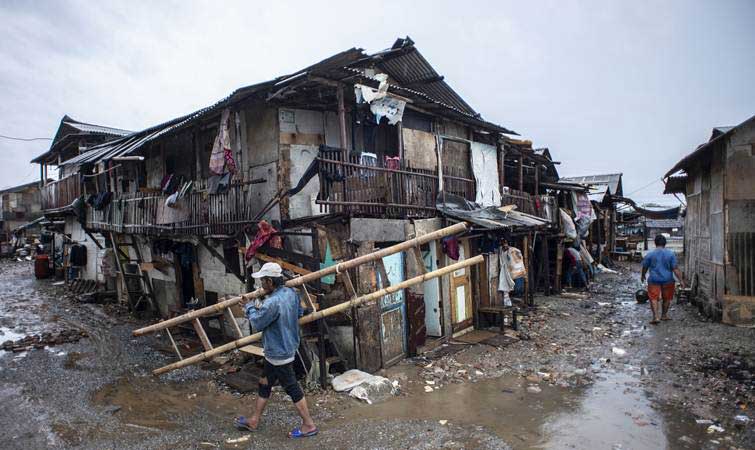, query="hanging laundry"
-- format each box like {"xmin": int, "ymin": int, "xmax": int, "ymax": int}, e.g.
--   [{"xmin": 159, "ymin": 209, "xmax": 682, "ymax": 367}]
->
[
  {"xmin": 244, "ymin": 220, "xmax": 283, "ymax": 261},
  {"xmin": 370, "ymin": 97, "xmax": 406, "ymax": 125},
  {"xmin": 441, "ymin": 236, "xmax": 460, "ymax": 260},
  {"xmin": 69, "ymin": 244, "xmax": 87, "ymax": 267},
  {"xmin": 574, "ymin": 192, "xmax": 595, "ymax": 222},
  {"xmin": 359, "ymin": 152, "xmax": 377, "ymax": 179},
  {"xmin": 385, "ymin": 156, "xmax": 400, "ymax": 170},
  {"xmin": 208, "ymin": 172, "xmax": 231, "ymax": 194},
  {"xmin": 354, "ymin": 75, "xmax": 389, "ymax": 104},
  {"xmin": 209, "ymin": 109, "xmax": 236, "ymax": 176}
]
